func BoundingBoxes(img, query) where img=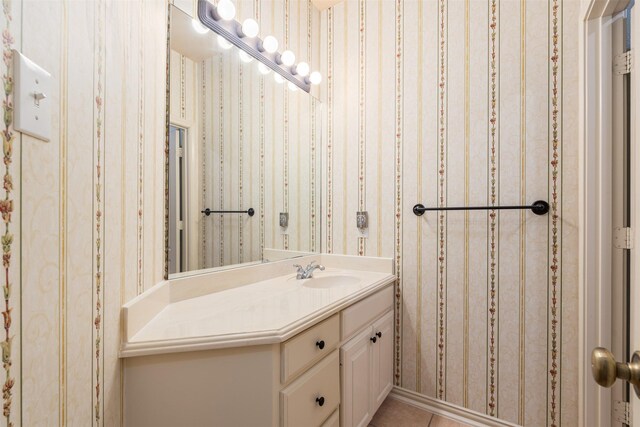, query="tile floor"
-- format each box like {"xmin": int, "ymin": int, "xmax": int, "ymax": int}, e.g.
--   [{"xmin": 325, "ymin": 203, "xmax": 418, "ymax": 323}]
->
[{"xmin": 369, "ymin": 397, "xmax": 470, "ymax": 427}]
